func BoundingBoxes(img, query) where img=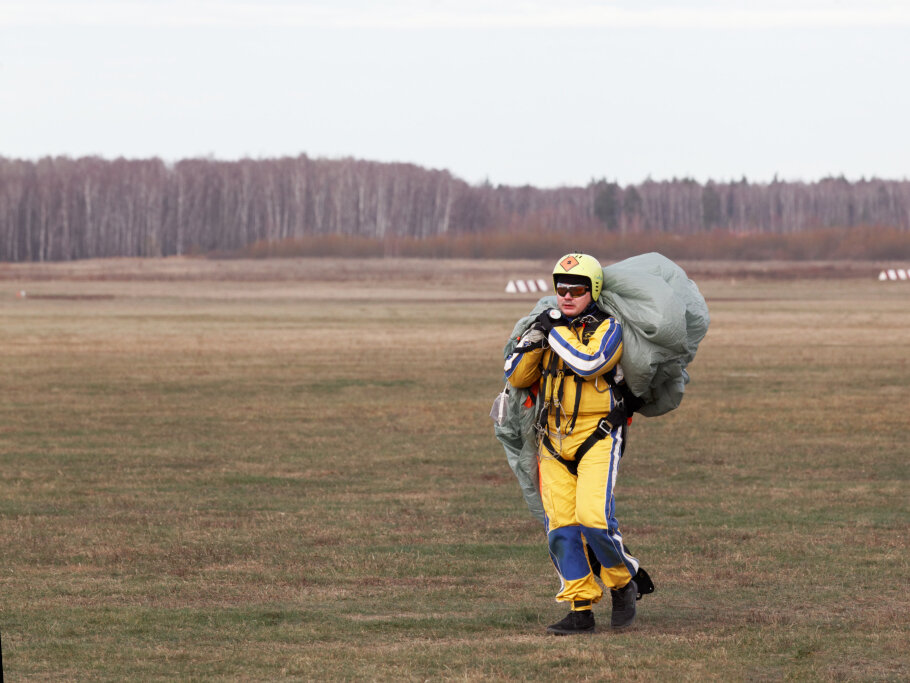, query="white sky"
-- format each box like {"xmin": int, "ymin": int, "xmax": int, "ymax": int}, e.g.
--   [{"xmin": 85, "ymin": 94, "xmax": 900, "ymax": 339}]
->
[{"xmin": 1, "ymin": 0, "xmax": 909, "ymax": 187}]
